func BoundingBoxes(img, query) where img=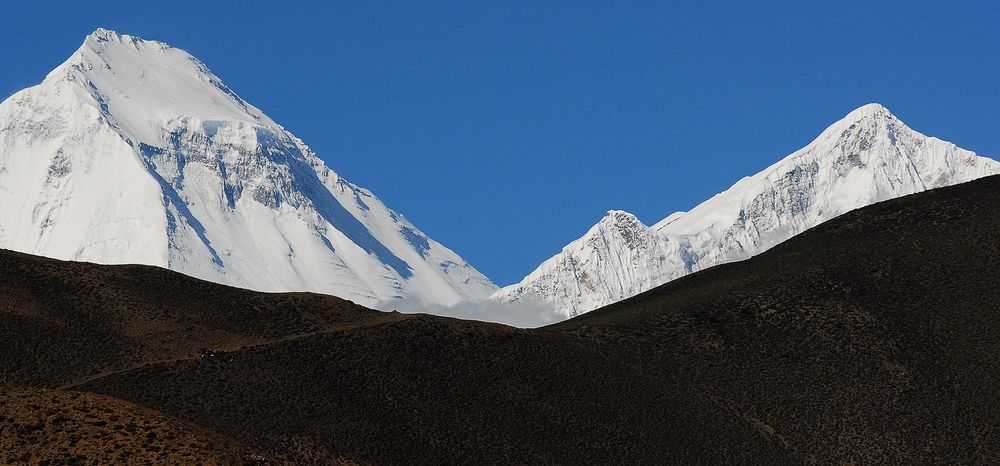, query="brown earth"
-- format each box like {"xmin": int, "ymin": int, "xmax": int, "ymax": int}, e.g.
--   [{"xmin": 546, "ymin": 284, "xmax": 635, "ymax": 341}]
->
[
  {"xmin": 0, "ymin": 386, "xmax": 274, "ymax": 465},
  {"xmin": 3, "ymin": 175, "xmax": 1000, "ymax": 464}
]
